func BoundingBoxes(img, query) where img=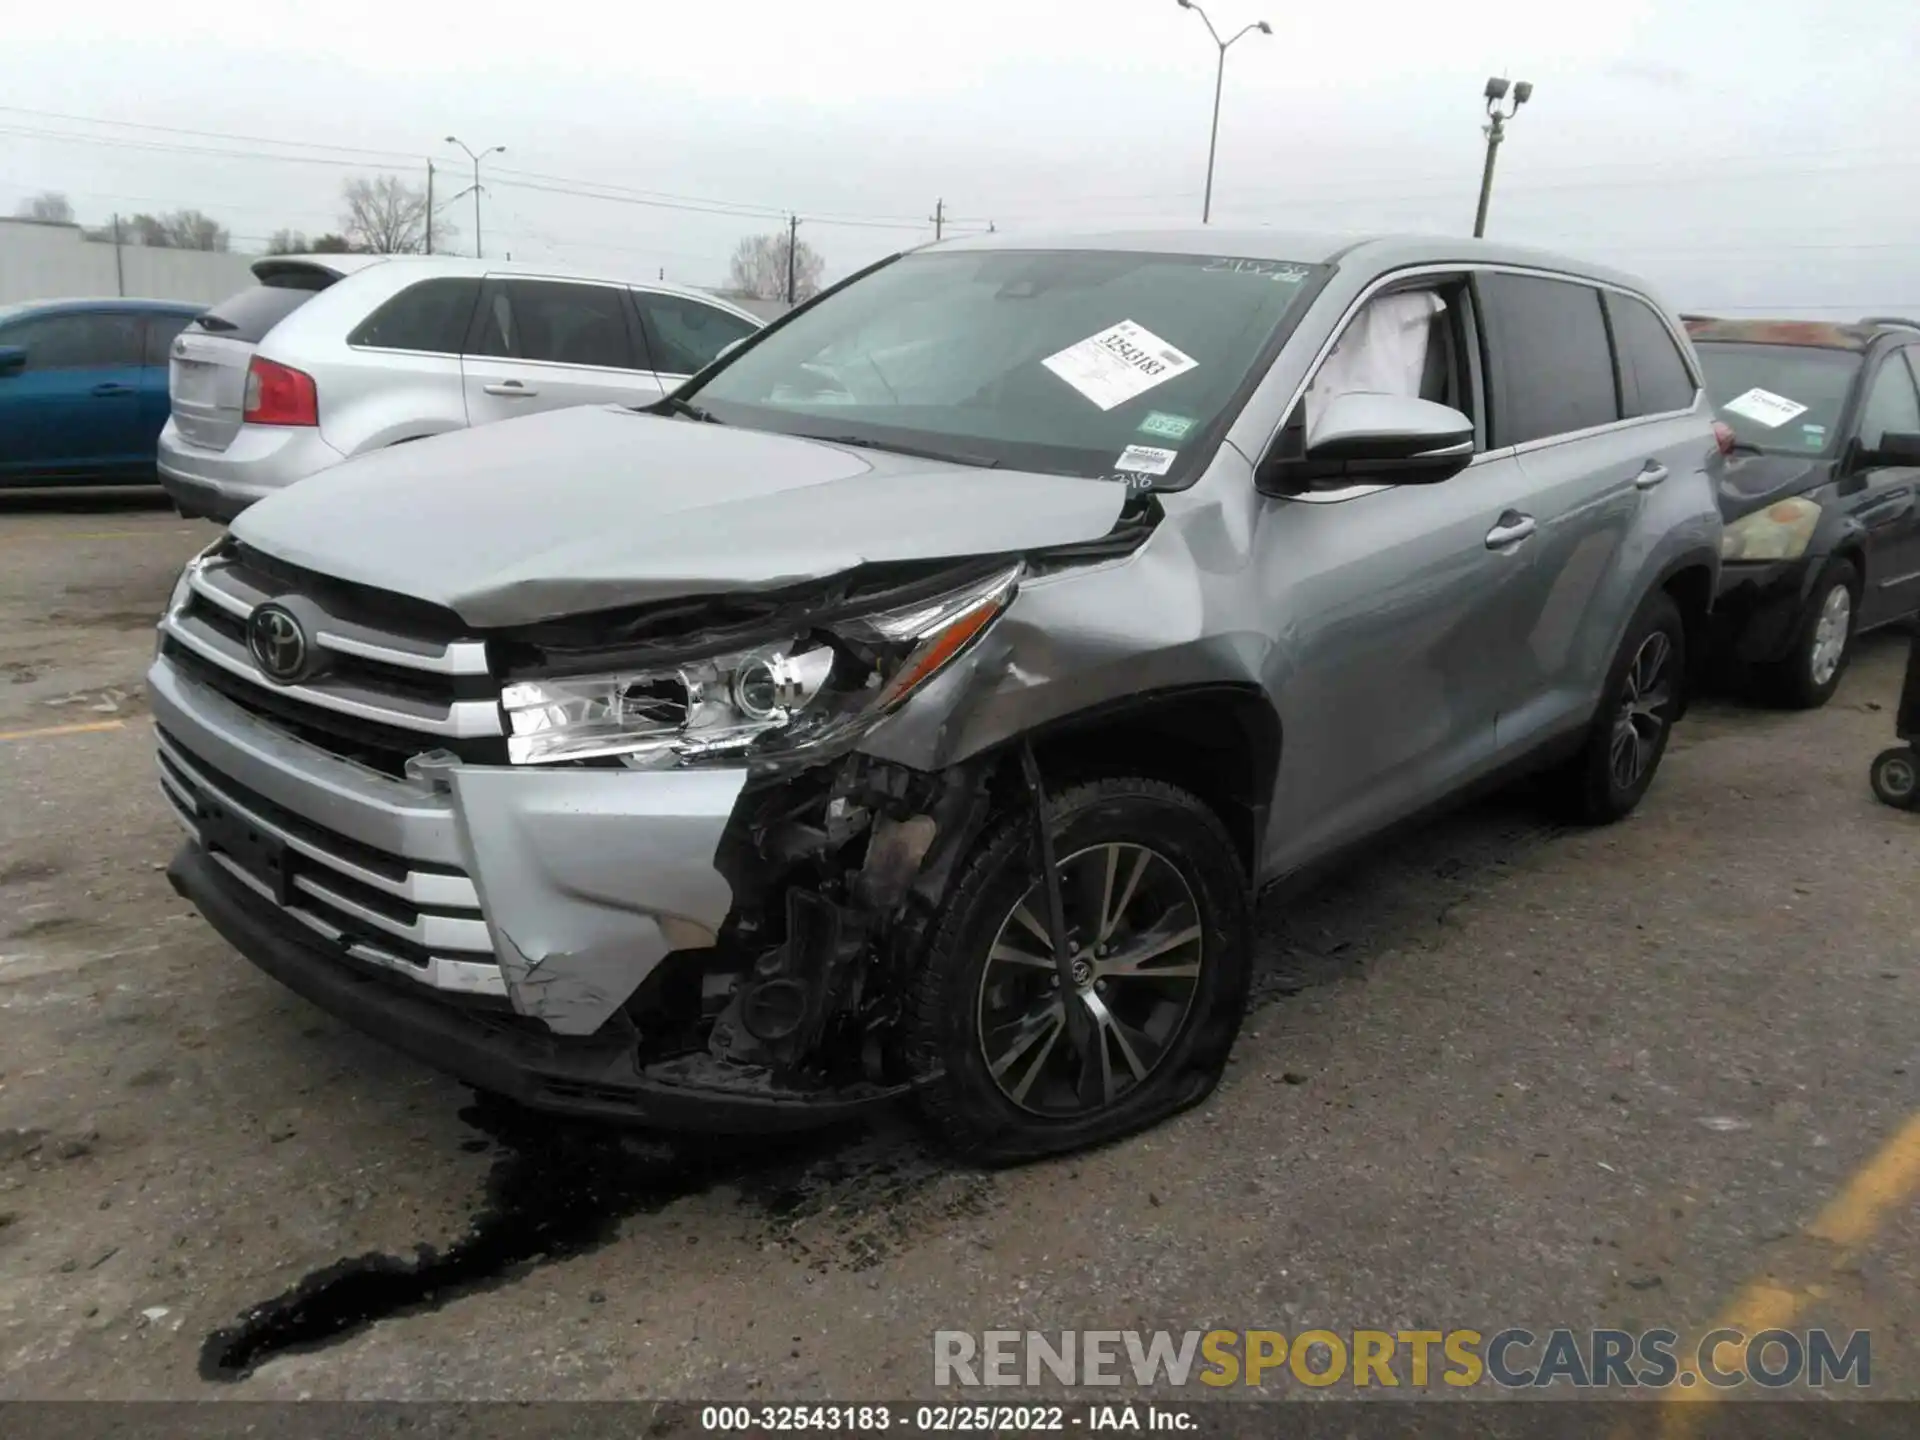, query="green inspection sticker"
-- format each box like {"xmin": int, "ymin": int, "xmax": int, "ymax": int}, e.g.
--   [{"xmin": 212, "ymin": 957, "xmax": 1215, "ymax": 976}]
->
[{"xmin": 1138, "ymin": 411, "xmax": 1196, "ymax": 440}]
